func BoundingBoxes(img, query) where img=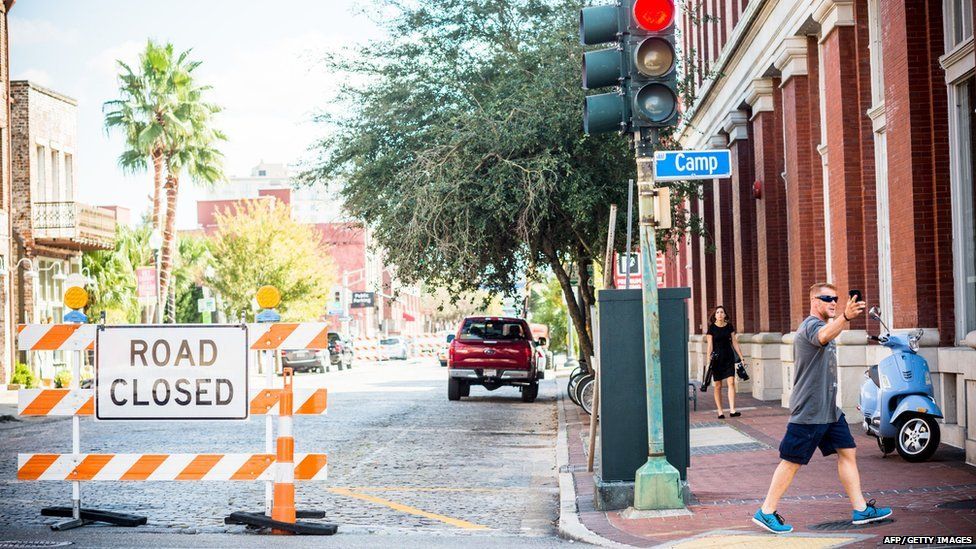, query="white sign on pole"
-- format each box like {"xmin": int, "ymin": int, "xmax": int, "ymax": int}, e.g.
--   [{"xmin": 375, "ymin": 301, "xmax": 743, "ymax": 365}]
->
[
  {"xmin": 95, "ymin": 325, "xmax": 249, "ymax": 420},
  {"xmin": 197, "ymin": 297, "xmax": 217, "ymax": 313}
]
